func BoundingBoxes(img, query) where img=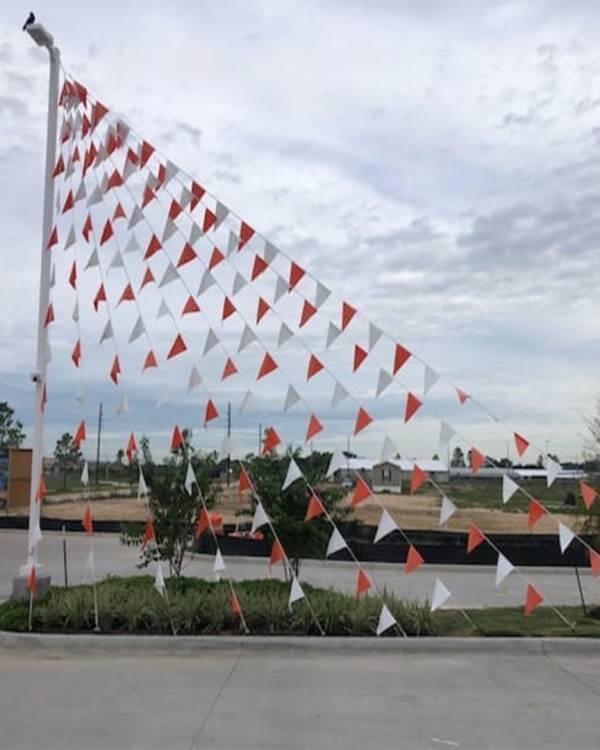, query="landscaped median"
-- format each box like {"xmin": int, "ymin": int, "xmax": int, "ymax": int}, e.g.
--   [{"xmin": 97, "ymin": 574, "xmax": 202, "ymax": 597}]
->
[{"xmin": 1, "ymin": 576, "xmax": 599, "ymax": 637}]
